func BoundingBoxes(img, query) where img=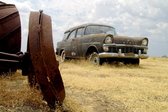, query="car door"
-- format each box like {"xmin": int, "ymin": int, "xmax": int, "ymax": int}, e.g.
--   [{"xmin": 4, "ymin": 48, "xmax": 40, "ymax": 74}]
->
[
  {"xmin": 75, "ymin": 27, "xmax": 85, "ymax": 57},
  {"xmin": 65, "ymin": 29, "xmax": 77, "ymax": 58},
  {"xmin": 68, "ymin": 27, "xmax": 85, "ymax": 58}
]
